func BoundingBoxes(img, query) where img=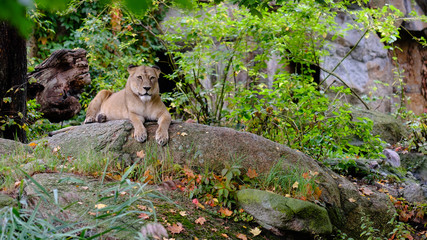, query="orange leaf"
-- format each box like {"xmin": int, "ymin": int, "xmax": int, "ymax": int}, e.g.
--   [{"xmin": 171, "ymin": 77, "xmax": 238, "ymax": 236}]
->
[
  {"xmin": 136, "ymin": 150, "xmax": 145, "ymax": 159},
  {"xmin": 246, "ymin": 168, "xmax": 258, "ymax": 179},
  {"xmin": 167, "ymin": 222, "xmax": 184, "ymax": 234},
  {"xmin": 236, "ymin": 233, "xmax": 248, "ymax": 240},
  {"xmin": 314, "ymin": 187, "xmax": 322, "ymax": 199},
  {"xmin": 221, "ymin": 233, "xmax": 229, "ymax": 238},
  {"xmin": 219, "ymin": 207, "xmax": 233, "ymax": 217},
  {"xmin": 302, "ymin": 172, "xmax": 310, "ymax": 179},
  {"xmin": 195, "ymin": 217, "xmax": 206, "ymax": 225},
  {"xmin": 143, "ymin": 169, "xmax": 153, "ymax": 183},
  {"xmin": 28, "ymin": 142, "xmax": 37, "ymax": 148}
]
